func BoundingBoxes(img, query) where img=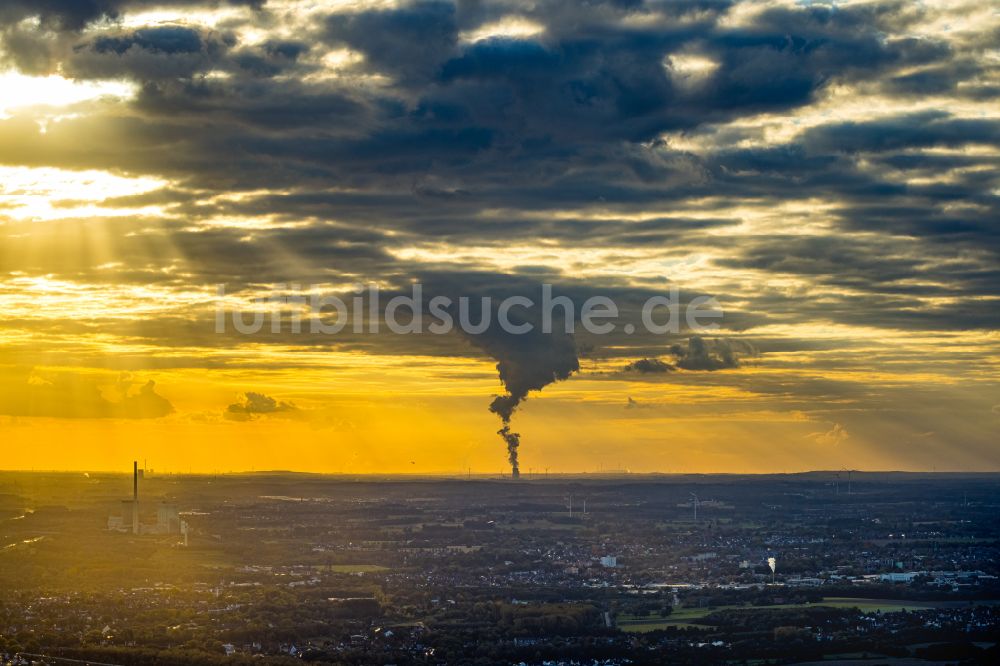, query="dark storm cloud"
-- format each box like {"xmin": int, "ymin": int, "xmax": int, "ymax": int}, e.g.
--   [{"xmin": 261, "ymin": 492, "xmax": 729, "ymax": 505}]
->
[
  {"xmin": 670, "ymin": 336, "xmax": 754, "ymax": 371},
  {"xmin": 0, "ymin": 1, "xmax": 126, "ymax": 31},
  {"xmin": 66, "ymin": 25, "xmax": 234, "ymax": 80},
  {"xmin": 693, "ymin": 107, "xmax": 999, "ymax": 288},
  {"xmin": 66, "ymin": 0, "xmax": 908, "ymax": 171},
  {"xmin": 230, "ymin": 40, "xmax": 310, "ymax": 77},
  {"xmin": 437, "ymin": 1, "xmax": 944, "ymax": 140},
  {"xmin": 0, "ymin": 0, "xmax": 996, "ymax": 348},
  {"xmin": 717, "ymin": 236, "xmax": 930, "ymax": 291},
  {"xmin": 884, "ymin": 62, "xmax": 983, "ymax": 96},
  {"xmin": 802, "ymin": 112, "xmax": 1000, "ymax": 154},
  {"xmin": 326, "ymin": 1, "xmax": 459, "ymax": 82},
  {"xmin": 0, "ymin": 0, "xmax": 263, "ymax": 73},
  {"xmin": 93, "ymin": 25, "xmax": 207, "ymax": 54},
  {"xmin": 0, "ymin": 0, "xmax": 975, "ymax": 195}
]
